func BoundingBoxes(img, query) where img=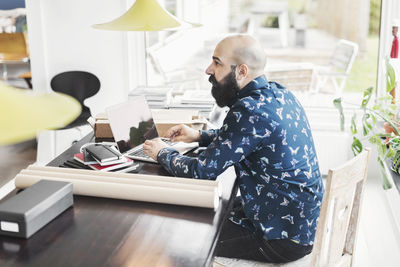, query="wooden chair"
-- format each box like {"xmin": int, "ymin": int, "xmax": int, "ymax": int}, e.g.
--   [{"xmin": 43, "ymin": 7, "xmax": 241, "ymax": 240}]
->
[
  {"xmin": 214, "ymin": 148, "xmax": 370, "ymax": 267},
  {"xmin": 266, "ymin": 62, "xmax": 316, "ymax": 93},
  {"xmin": 0, "ymin": 32, "xmax": 29, "ymax": 80},
  {"xmin": 313, "ymin": 39, "xmax": 358, "ymax": 96},
  {"xmin": 18, "ymin": 71, "xmax": 32, "ymax": 88}
]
